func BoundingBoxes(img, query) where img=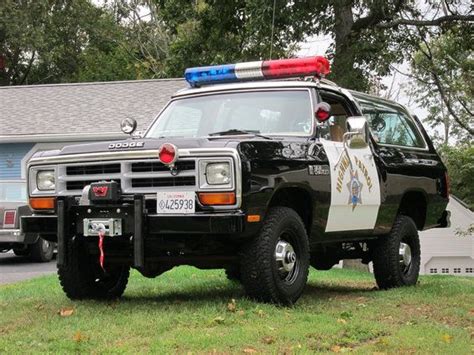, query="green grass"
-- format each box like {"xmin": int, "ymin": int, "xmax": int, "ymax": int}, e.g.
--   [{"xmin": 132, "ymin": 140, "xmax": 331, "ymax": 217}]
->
[{"xmin": 1, "ymin": 268, "xmax": 473, "ymax": 354}]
